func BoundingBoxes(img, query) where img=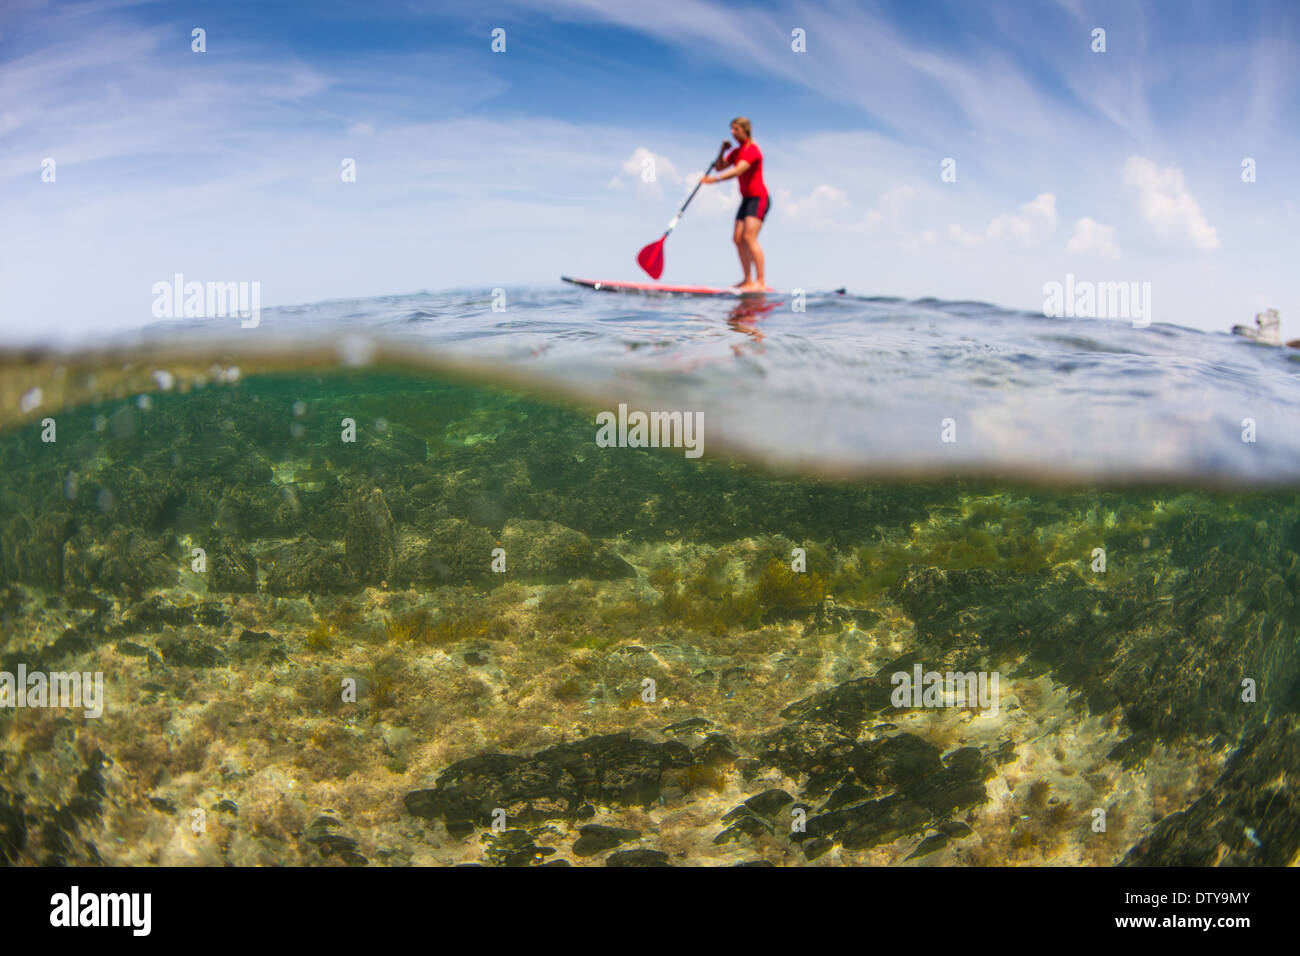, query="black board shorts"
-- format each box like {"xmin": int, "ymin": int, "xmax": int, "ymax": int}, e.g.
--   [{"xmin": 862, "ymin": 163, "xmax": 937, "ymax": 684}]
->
[{"xmin": 736, "ymin": 194, "xmax": 771, "ymax": 222}]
